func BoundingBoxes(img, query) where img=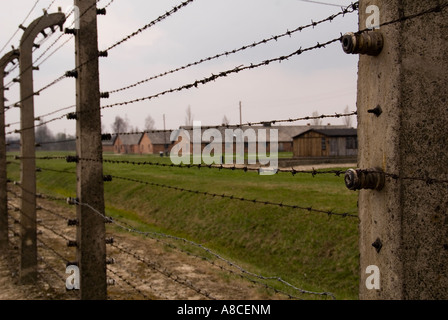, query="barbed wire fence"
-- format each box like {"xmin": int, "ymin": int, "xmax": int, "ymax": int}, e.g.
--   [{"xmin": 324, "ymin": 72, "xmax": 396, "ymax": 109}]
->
[{"xmin": 1, "ymin": 0, "xmax": 447, "ymax": 301}]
